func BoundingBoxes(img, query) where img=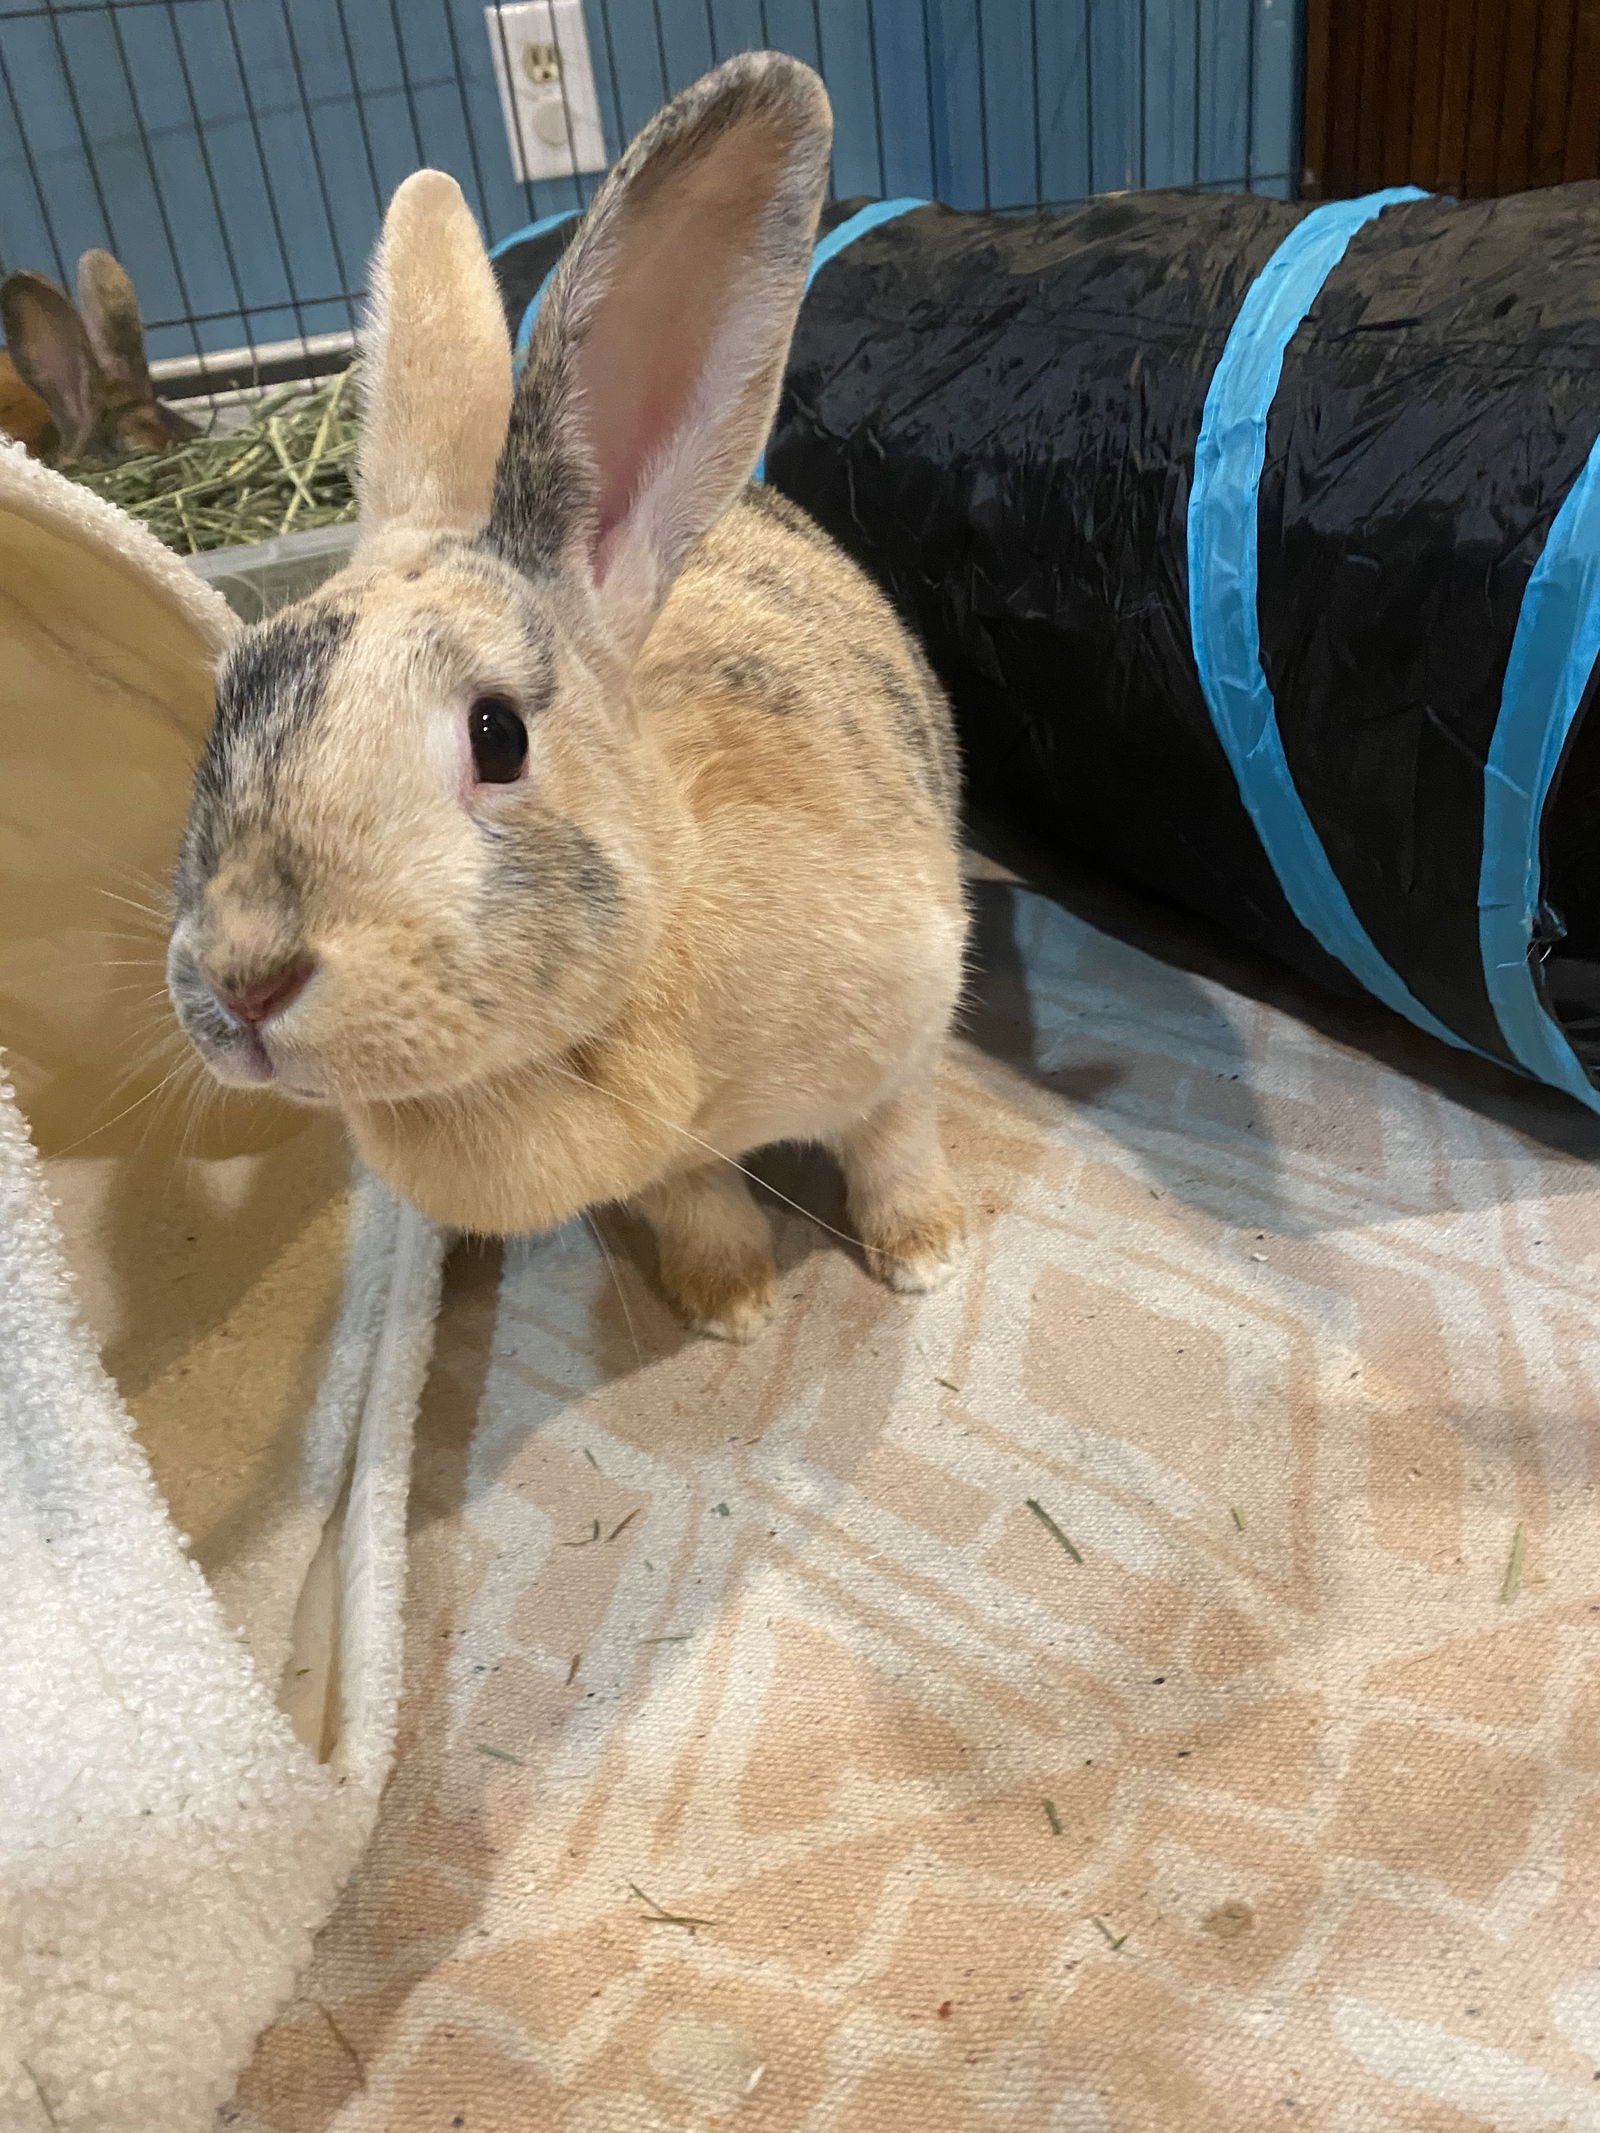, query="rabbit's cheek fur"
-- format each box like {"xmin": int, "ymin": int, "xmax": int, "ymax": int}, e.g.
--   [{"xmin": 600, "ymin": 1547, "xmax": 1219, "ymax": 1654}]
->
[
  {"xmin": 169, "ymin": 568, "xmax": 657, "ymax": 1105},
  {"xmin": 172, "ymin": 791, "xmax": 511, "ymax": 1104},
  {"xmin": 172, "ymin": 858, "xmax": 507, "ymax": 1107}
]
